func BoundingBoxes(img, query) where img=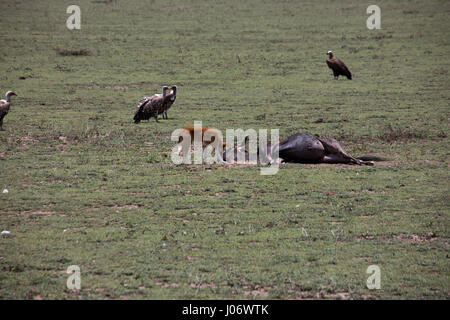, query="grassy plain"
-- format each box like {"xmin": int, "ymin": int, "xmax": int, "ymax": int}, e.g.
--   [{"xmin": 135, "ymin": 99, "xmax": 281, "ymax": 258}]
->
[{"xmin": 0, "ymin": 0, "xmax": 449, "ymax": 299}]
